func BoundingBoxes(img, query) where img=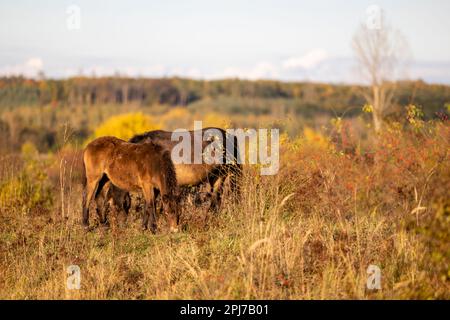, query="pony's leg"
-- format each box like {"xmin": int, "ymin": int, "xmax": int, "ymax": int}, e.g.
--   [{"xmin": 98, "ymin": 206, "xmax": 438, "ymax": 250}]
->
[
  {"xmin": 82, "ymin": 177, "xmax": 102, "ymax": 228},
  {"xmin": 94, "ymin": 175, "xmax": 110, "ymax": 225},
  {"xmin": 153, "ymin": 188, "xmax": 160, "ymax": 216},
  {"xmin": 82, "ymin": 188, "xmax": 88, "ymax": 226},
  {"xmin": 95, "ymin": 194, "xmax": 110, "ymax": 227},
  {"xmin": 94, "ymin": 183, "xmax": 108, "ymax": 225},
  {"xmin": 194, "ymin": 182, "xmax": 211, "ymax": 206},
  {"xmin": 105, "ymin": 196, "xmax": 117, "ymax": 229},
  {"xmin": 113, "ymin": 189, "xmax": 130, "ymax": 227},
  {"xmin": 209, "ymin": 176, "xmax": 224, "ymax": 212},
  {"xmin": 142, "ymin": 186, "xmax": 157, "ymax": 233},
  {"xmin": 119, "ymin": 191, "xmax": 131, "ymax": 226}
]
